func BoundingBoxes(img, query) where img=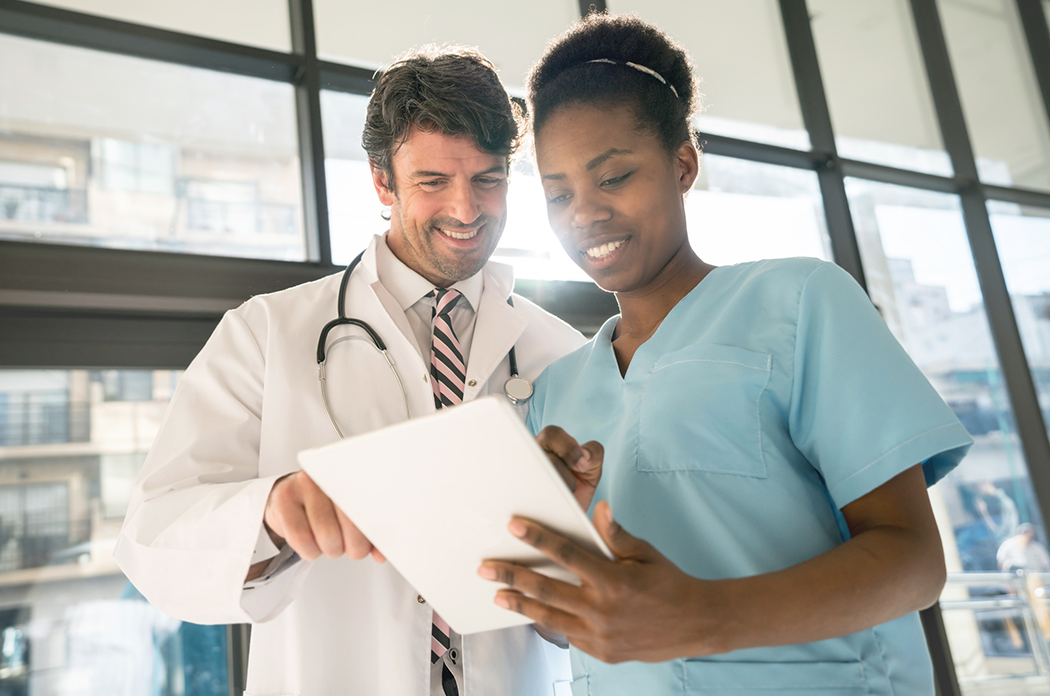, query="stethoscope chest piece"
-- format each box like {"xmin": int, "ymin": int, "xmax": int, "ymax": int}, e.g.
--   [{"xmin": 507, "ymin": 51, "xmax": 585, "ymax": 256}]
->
[{"xmin": 504, "ymin": 376, "xmax": 533, "ymax": 405}]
